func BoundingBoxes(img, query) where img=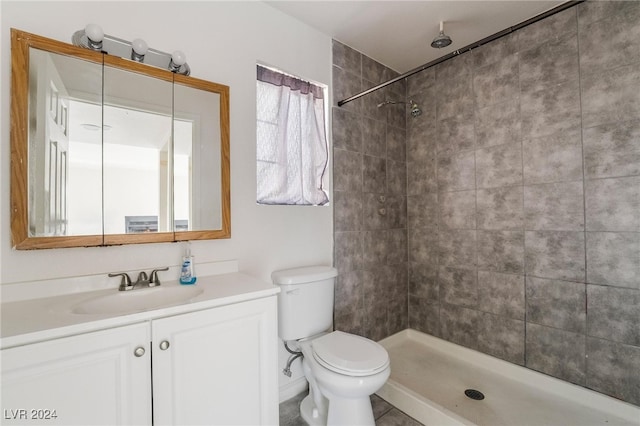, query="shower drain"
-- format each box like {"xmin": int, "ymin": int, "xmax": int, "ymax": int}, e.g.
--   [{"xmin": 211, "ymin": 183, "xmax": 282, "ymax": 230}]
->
[{"xmin": 464, "ymin": 389, "xmax": 485, "ymax": 400}]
